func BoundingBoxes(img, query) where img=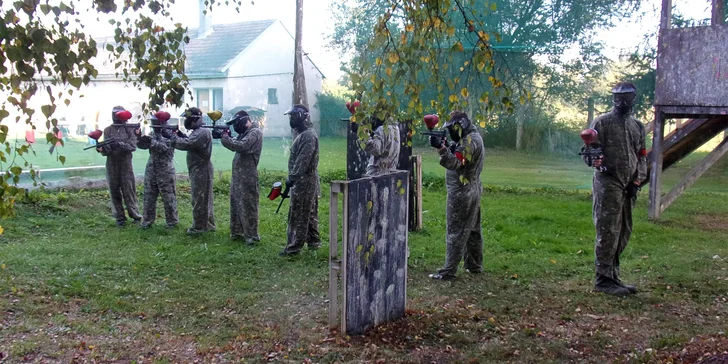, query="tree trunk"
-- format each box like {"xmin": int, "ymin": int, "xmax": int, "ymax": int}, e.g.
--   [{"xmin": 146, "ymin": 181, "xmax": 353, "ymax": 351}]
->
[
  {"xmin": 292, "ymin": 0, "xmax": 308, "ymax": 138},
  {"xmin": 293, "ymin": 0, "xmax": 308, "ymax": 111},
  {"xmin": 586, "ymin": 97, "xmax": 594, "ymax": 128},
  {"xmin": 515, "ymin": 107, "xmax": 525, "ymax": 151}
]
